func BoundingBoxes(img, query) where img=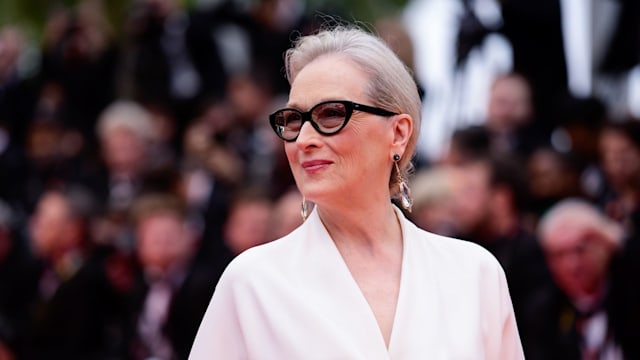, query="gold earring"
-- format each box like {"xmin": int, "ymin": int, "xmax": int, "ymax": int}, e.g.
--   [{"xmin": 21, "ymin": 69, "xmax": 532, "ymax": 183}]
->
[
  {"xmin": 301, "ymin": 196, "xmax": 309, "ymax": 221},
  {"xmin": 394, "ymin": 154, "xmax": 412, "ymax": 212}
]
